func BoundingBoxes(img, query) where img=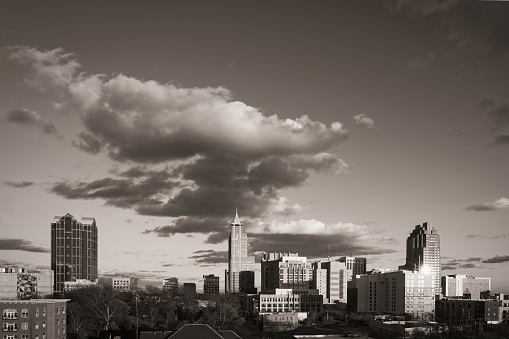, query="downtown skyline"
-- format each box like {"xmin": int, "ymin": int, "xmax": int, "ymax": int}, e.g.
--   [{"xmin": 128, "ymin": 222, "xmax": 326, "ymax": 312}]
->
[{"xmin": 0, "ymin": 1, "xmax": 508, "ymax": 292}]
